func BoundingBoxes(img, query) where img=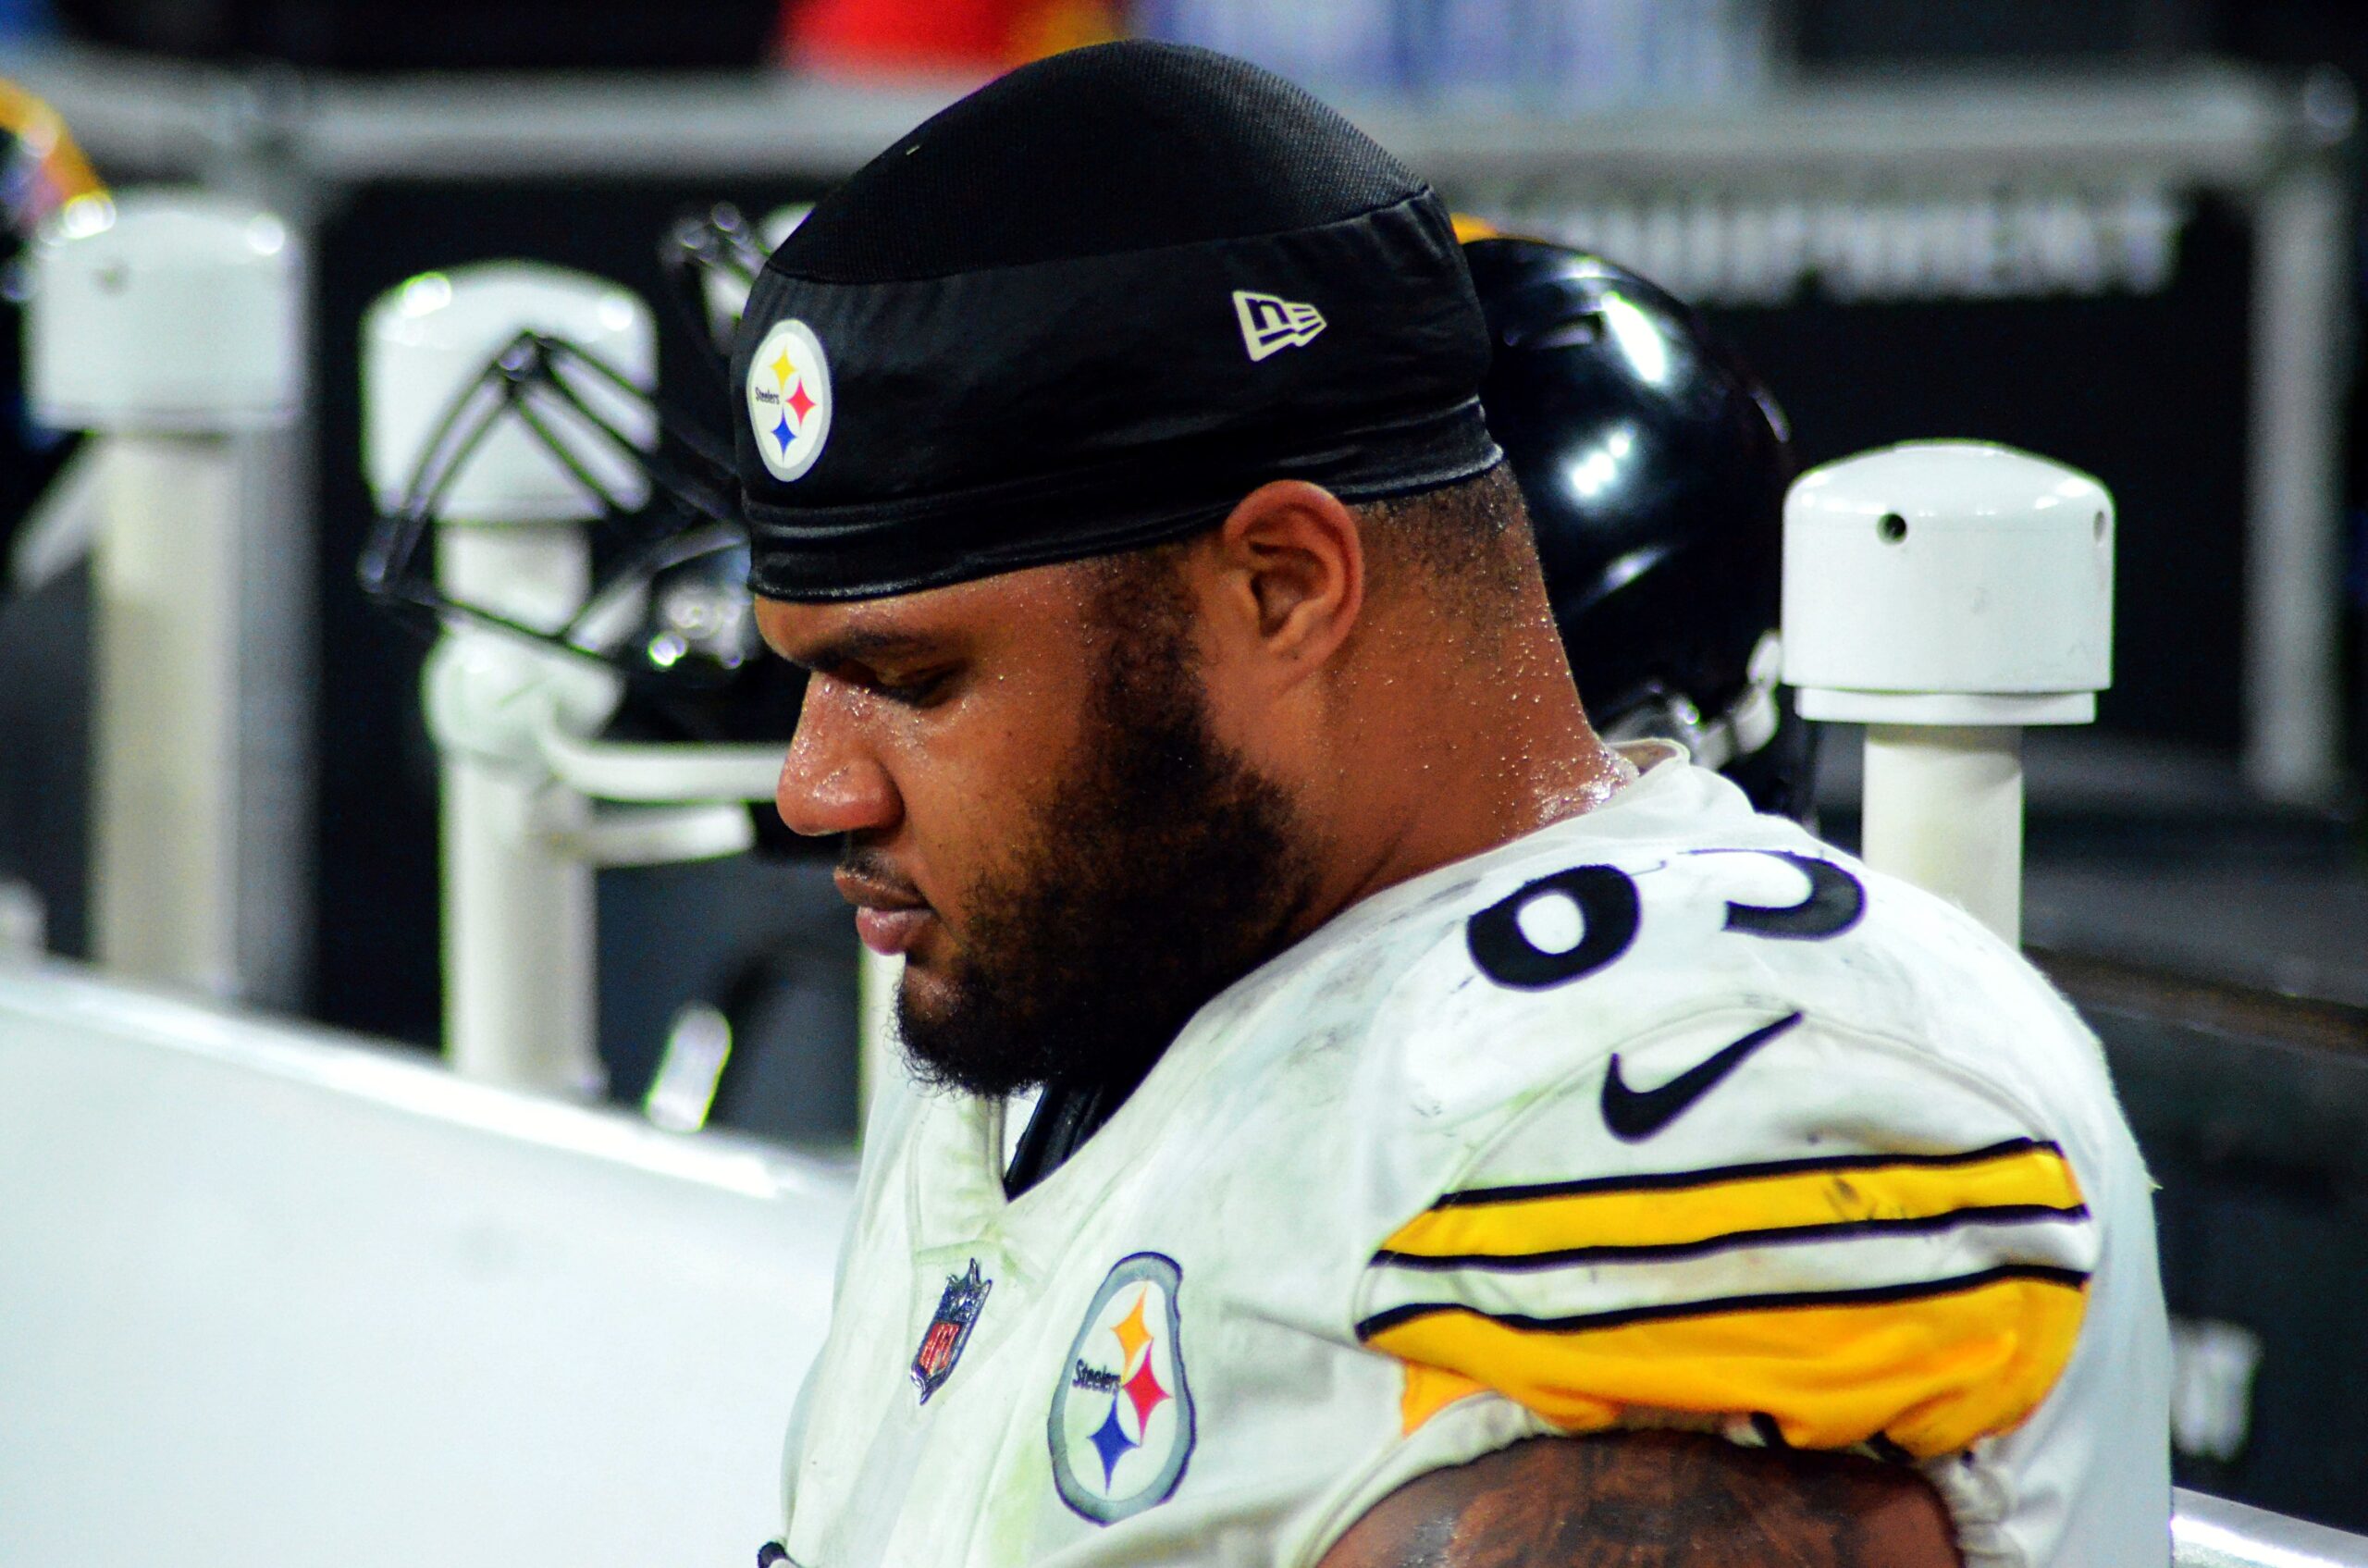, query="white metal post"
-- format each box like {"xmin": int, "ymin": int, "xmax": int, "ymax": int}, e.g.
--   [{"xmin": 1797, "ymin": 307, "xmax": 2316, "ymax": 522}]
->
[
  {"xmin": 2243, "ymin": 160, "xmax": 2351, "ymax": 806},
  {"xmin": 90, "ymin": 435, "xmax": 242, "ymax": 990},
  {"xmin": 429, "ymin": 527, "xmax": 601, "ymax": 1093},
  {"xmin": 363, "ymin": 264, "xmax": 654, "ymax": 1093},
  {"xmin": 26, "ymin": 191, "xmax": 301, "ymax": 997},
  {"xmin": 1783, "ymin": 441, "xmax": 2116, "ymax": 945},
  {"xmin": 1859, "ymin": 724, "xmax": 2025, "ymax": 941}
]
